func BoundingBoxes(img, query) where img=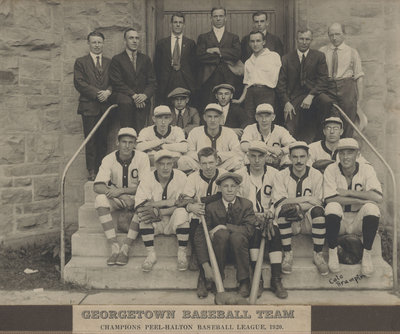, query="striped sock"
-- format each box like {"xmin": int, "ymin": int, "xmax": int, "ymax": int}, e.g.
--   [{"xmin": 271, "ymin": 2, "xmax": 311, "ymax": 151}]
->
[
  {"xmin": 140, "ymin": 222, "xmax": 155, "ymax": 251},
  {"xmin": 312, "ymin": 216, "xmax": 326, "ymax": 253},
  {"xmin": 97, "ymin": 207, "xmax": 117, "ymax": 243},
  {"xmin": 176, "ymin": 224, "xmax": 190, "ymax": 249},
  {"xmin": 277, "ymin": 217, "xmax": 292, "ymax": 252}
]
